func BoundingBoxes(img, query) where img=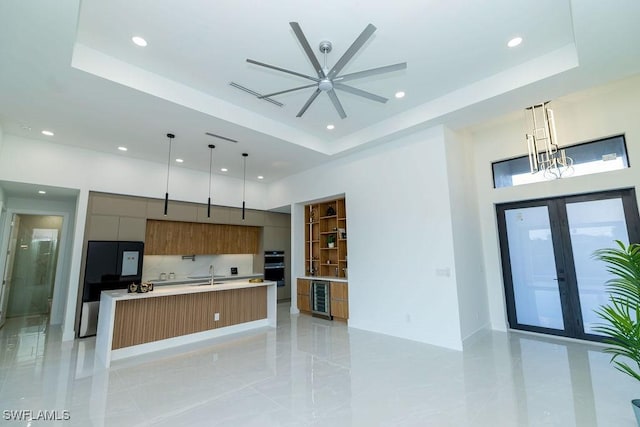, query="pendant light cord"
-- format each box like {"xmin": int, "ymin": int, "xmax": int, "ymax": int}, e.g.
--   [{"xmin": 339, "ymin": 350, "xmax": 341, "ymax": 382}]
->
[
  {"xmin": 207, "ymin": 144, "xmax": 214, "ymax": 218},
  {"xmin": 242, "ymin": 153, "xmax": 248, "ymax": 220},
  {"xmin": 242, "ymin": 155, "xmax": 247, "ymax": 201},
  {"xmin": 166, "ymin": 136, "xmax": 173, "ymax": 193},
  {"xmin": 164, "ymin": 133, "xmax": 175, "ymax": 216},
  {"xmin": 208, "ymin": 145, "xmax": 214, "ymax": 198}
]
